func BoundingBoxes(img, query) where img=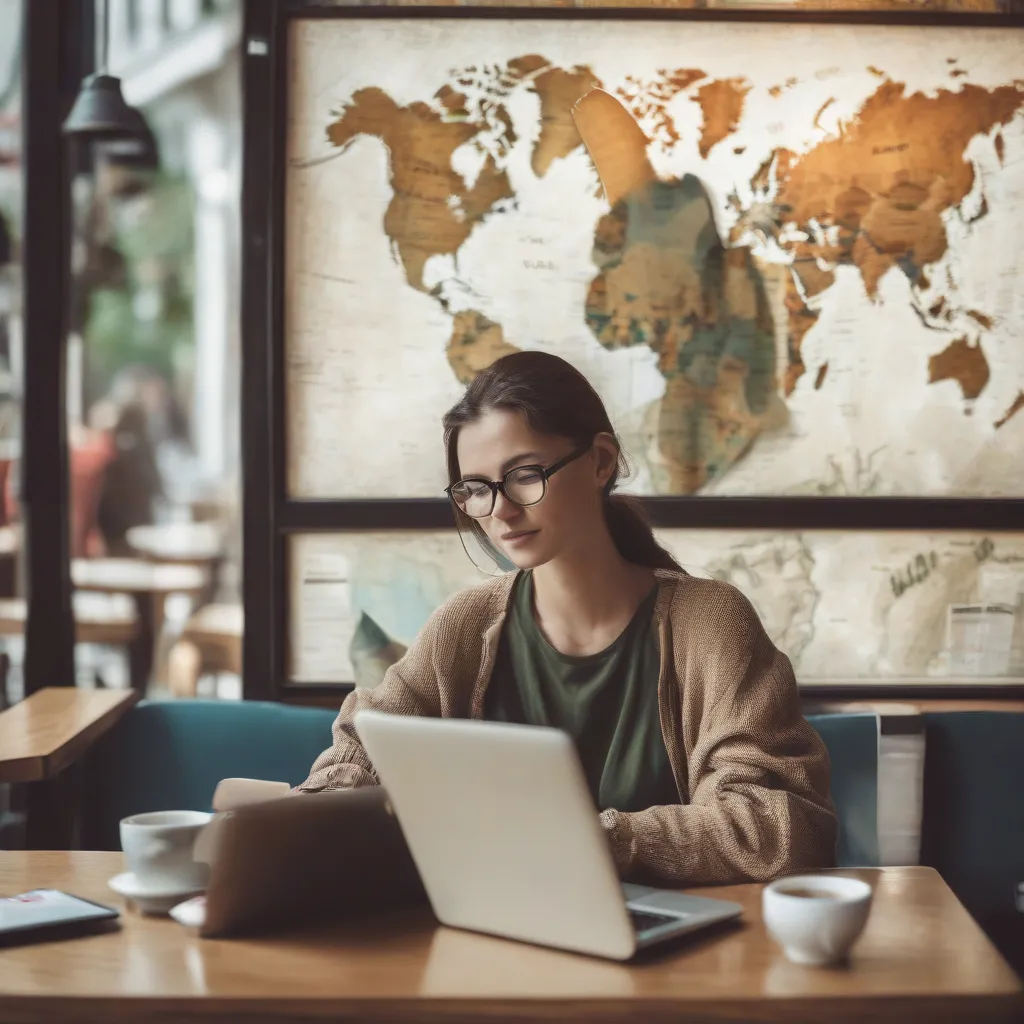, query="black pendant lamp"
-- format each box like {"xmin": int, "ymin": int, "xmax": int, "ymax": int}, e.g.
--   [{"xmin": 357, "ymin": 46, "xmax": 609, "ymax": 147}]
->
[
  {"xmin": 63, "ymin": 74, "xmax": 147, "ymax": 140},
  {"xmin": 62, "ymin": 0, "xmax": 148, "ymax": 143},
  {"xmin": 103, "ymin": 119, "xmax": 160, "ymax": 170}
]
